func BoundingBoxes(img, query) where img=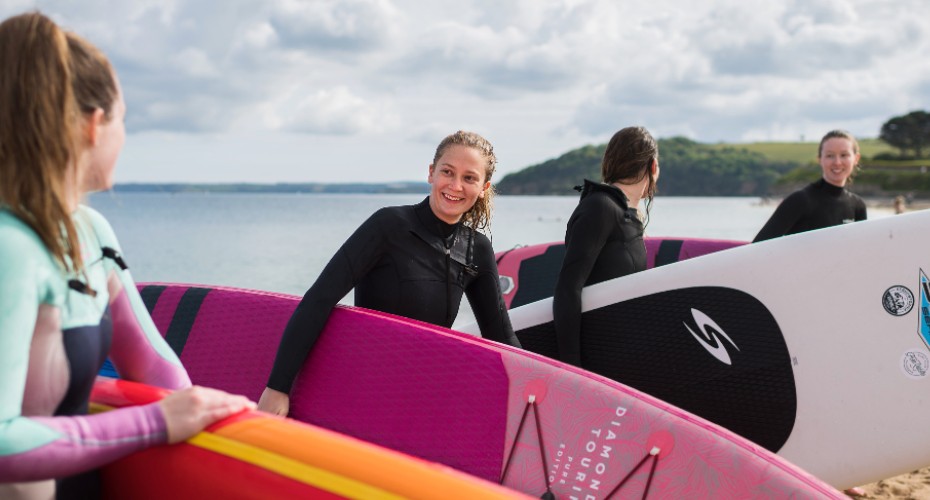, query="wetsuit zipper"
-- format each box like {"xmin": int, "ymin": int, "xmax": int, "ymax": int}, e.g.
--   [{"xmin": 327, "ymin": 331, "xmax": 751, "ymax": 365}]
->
[{"xmin": 444, "ymin": 242, "xmax": 453, "ymax": 326}]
